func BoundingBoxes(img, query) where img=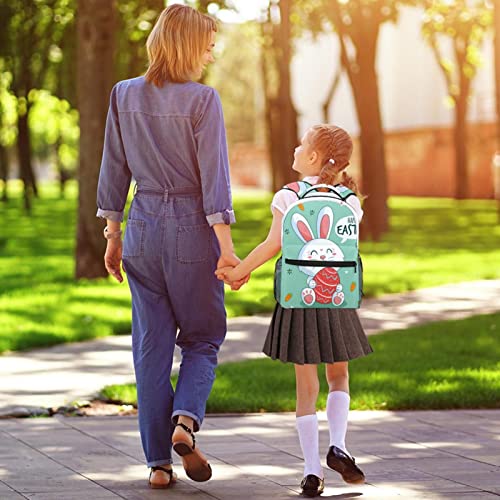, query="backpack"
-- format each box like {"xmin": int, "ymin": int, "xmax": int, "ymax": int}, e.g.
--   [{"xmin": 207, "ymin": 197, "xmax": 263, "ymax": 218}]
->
[{"xmin": 274, "ymin": 181, "xmax": 363, "ymax": 309}]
